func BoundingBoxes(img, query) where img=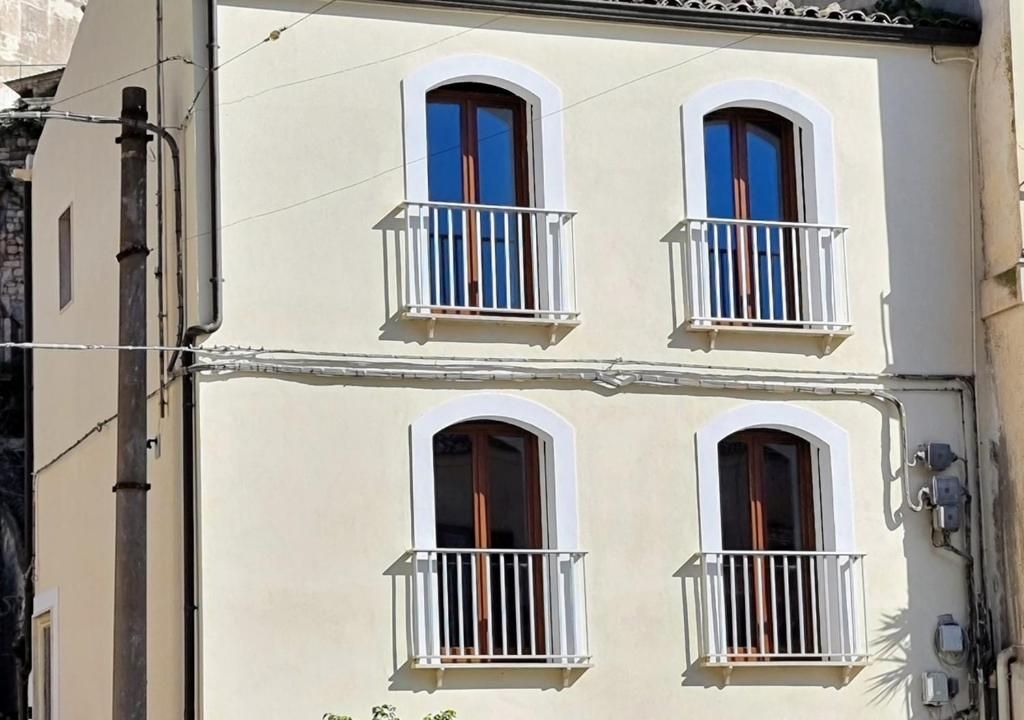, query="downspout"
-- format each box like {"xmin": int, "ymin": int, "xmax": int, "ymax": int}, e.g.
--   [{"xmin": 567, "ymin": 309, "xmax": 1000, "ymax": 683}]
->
[
  {"xmin": 183, "ymin": 1, "xmax": 222, "ymax": 717},
  {"xmin": 17, "ymin": 158, "xmax": 33, "ymax": 720},
  {"xmin": 997, "ymin": 646, "xmax": 1022, "ymax": 719}
]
